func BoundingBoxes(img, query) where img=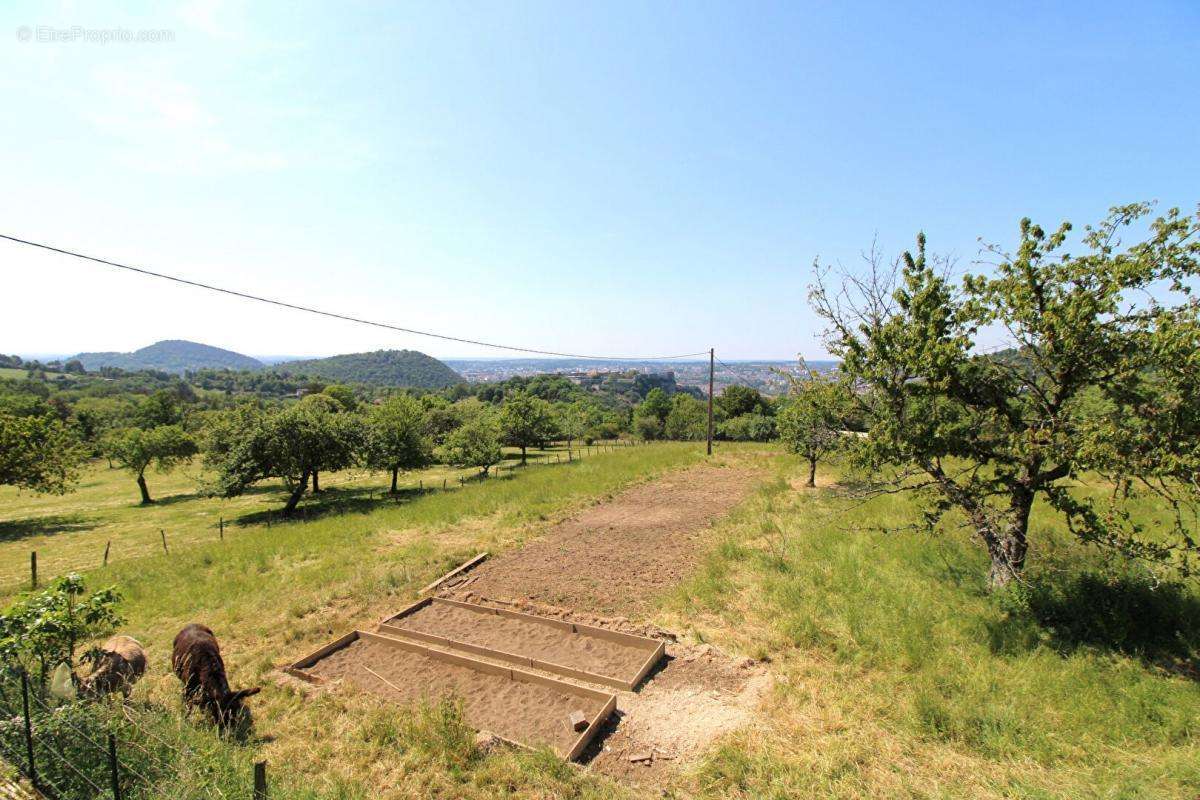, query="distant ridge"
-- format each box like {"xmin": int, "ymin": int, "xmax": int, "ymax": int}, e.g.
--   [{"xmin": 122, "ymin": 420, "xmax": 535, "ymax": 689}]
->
[
  {"xmin": 75, "ymin": 340, "xmax": 263, "ymax": 373},
  {"xmin": 277, "ymin": 349, "xmax": 463, "ymax": 388}
]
